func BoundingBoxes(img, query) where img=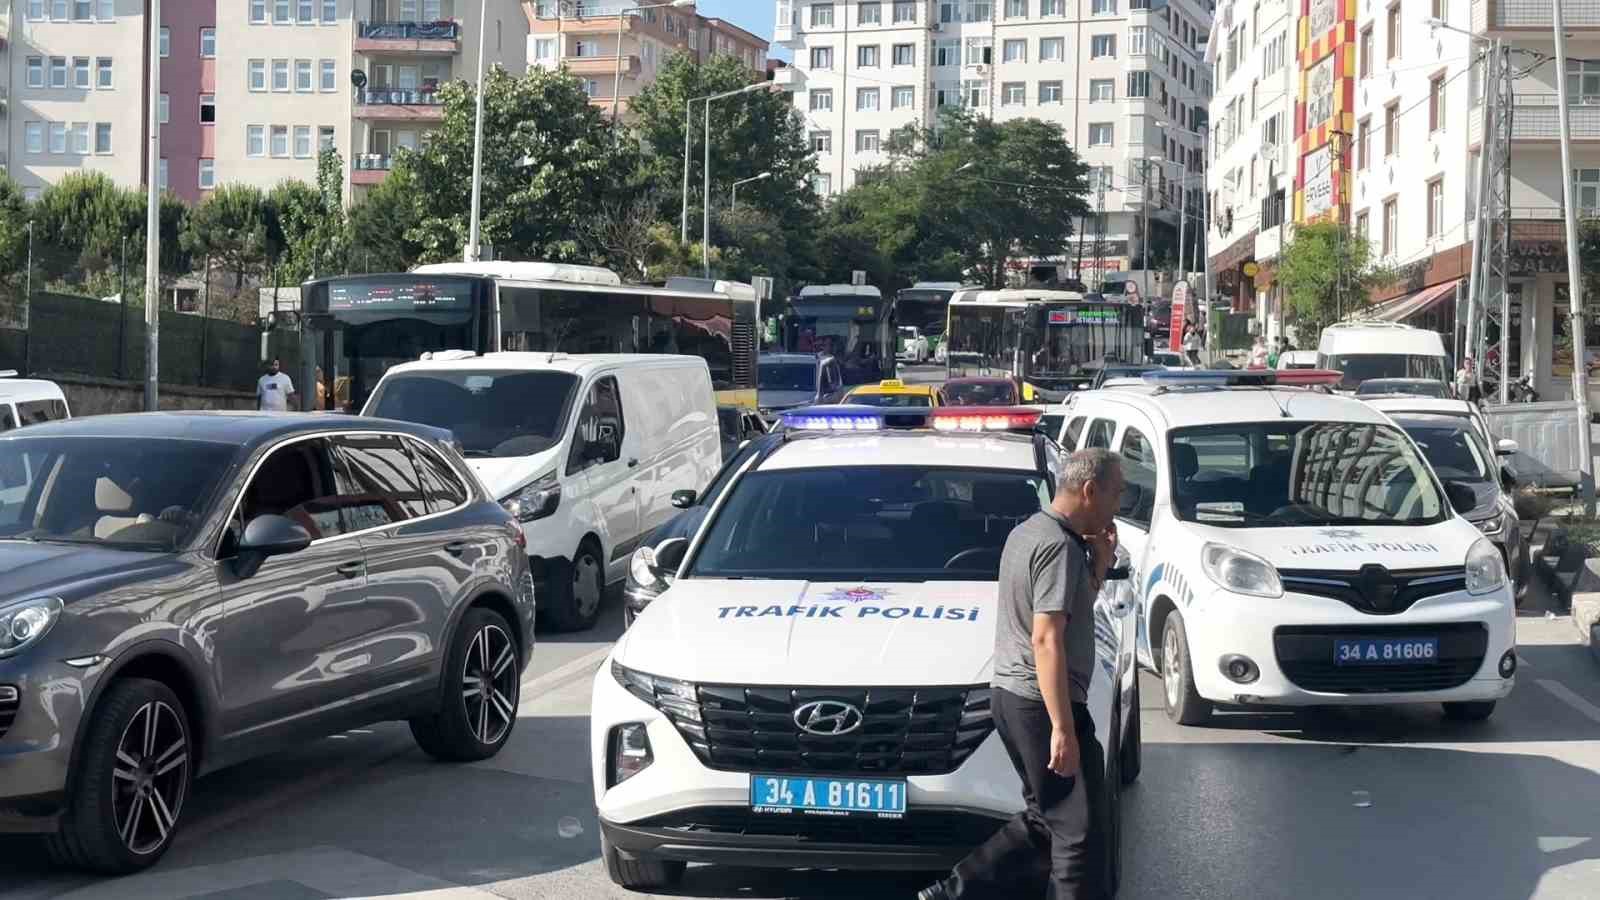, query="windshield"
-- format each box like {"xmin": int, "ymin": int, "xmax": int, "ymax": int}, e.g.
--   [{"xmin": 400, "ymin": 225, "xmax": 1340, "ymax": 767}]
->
[
  {"xmin": 687, "ymin": 466, "xmax": 1050, "ymax": 581},
  {"xmin": 1401, "ymin": 423, "xmax": 1491, "ymax": 482},
  {"xmin": 848, "ymin": 392, "xmax": 932, "ymax": 408},
  {"xmin": 1326, "ymin": 353, "xmax": 1448, "ymax": 389},
  {"xmin": 943, "ymin": 381, "xmax": 1018, "ymax": 405},
  {"xmin": 1170, "ymin": 422, "xmax": 1447, "ymax": 528},
  {"xmin": 0, "ymin": 437, "xmax": 234, "ymax": 550},
  {"xmin": 366, "ymin": 370, "xmax": 580, "ymax": 458},
  {"xmin": 1357, "ymin": 379, "xmax": 1450, "ymax": 398},
  {"xmin": 759, "ymin": 363, "xmax": 816, "ymax": 392}
]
